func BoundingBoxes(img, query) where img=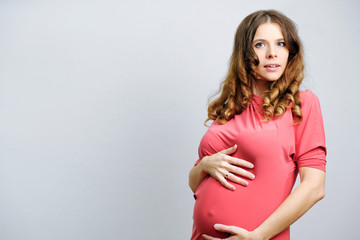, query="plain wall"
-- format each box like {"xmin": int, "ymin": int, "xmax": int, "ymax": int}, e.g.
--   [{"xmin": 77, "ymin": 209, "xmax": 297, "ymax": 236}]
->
[{"xmin": 0, "ymin": 0, "xmax": 359, "ymax": 239}]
